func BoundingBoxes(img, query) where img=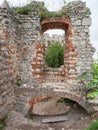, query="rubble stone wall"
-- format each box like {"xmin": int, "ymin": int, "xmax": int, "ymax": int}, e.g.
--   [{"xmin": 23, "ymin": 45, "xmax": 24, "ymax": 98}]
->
[
  {"xmin": 41, "ymin": 1, "xmax": 95, "ymax": 83},
  {"xmin": 0, "ymin": 5, "xmax": 18, "ymax": 117},
  {"xmin": 0, "ymin": 0, "xmax": 95, "ymax": 117},
  {"xmin": 0, "ymin": 1, "xmax": 41, "ymax": 117},
  {"xmin": 43, "ymin": 66, "xmax": 65, "ymax": 82}
]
